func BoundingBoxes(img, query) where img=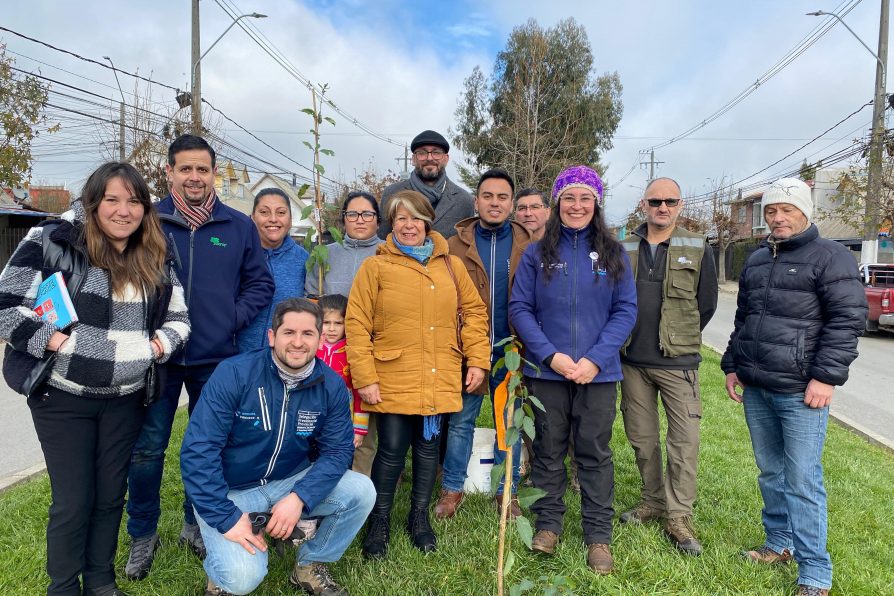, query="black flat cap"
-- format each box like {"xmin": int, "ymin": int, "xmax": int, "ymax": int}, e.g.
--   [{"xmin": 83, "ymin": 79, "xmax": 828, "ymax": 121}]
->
[{"xmin": 410, "ymin": 130, "xmax": 449, "ymax": 153}]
